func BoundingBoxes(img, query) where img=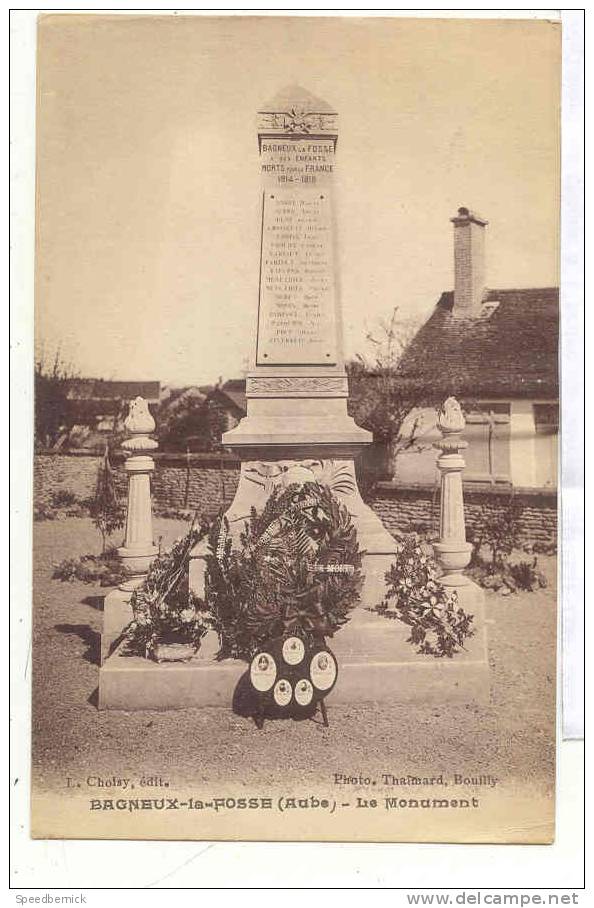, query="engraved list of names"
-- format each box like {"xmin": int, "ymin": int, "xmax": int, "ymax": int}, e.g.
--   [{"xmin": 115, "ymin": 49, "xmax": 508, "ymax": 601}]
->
[{"xmin": 256, "ymin": 139, "xmax": 338, "ymax": 366}]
